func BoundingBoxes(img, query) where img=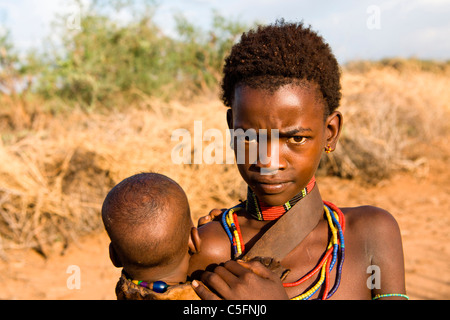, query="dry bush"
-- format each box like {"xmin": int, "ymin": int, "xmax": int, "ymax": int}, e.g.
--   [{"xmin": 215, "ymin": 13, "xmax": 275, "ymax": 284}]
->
[
  {"xmin": 0, "ymin": 96, "xmax": 244, "ymax": 258},
  {"xmin": 319, "ymin": 62, "xmax": 450, "ymax": 183},
  {"xmin": 1, "ymin": 63, "xmax": 449, "ymax": 257}
]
